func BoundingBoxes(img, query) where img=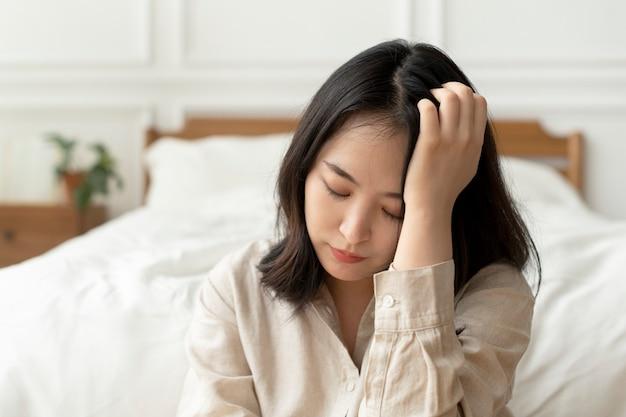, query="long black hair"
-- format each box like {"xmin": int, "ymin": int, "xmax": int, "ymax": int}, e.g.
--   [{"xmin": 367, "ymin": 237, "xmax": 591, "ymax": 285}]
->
[{"xmin": 257, "ymin": 39, "xmax": 542, "ymax": 317}]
